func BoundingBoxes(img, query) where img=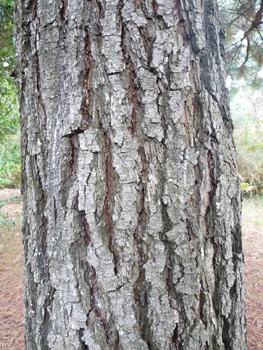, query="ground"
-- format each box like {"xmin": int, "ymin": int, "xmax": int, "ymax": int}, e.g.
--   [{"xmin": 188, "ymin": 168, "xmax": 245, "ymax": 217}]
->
[
  {"xmin": 0, "ymin": 189, "xmax": 23, "ymax": 350},
  {"xmin": 0, "ymin": 189, "xmax": 262, "ymax": 350},
  {"xmin": 242, "ymin": 198, "xmax": 263, "ymax": 349}
]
